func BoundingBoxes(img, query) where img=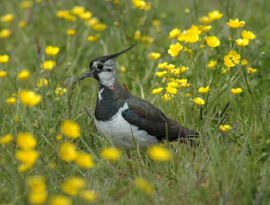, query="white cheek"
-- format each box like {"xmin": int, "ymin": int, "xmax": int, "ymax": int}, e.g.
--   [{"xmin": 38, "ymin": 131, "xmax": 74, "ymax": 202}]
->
[{"xmin": 98, "ymin": 72, "xmax": 115, "ymax": 88}]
